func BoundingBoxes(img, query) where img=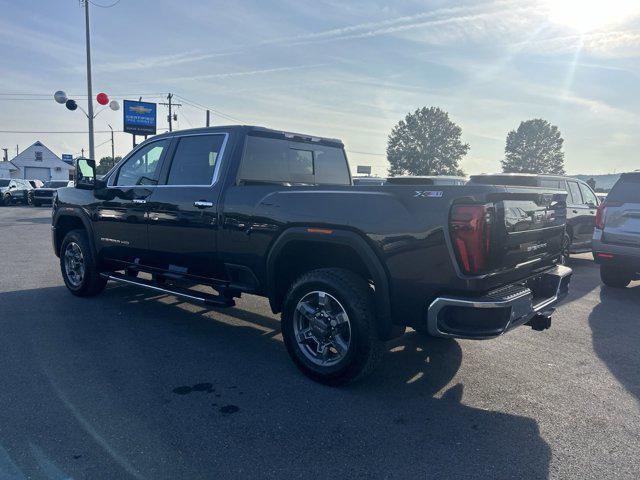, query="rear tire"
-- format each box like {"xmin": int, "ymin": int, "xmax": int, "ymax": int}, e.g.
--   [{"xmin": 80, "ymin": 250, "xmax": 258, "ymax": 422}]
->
[
  {"xmin": 60, "ymin": 229, "xmax": 107, "ymax": 297},
  {"xmin": 600, "ymin": 265, "xmax": 632, "ymax": 288},
  {"xmin": 281, "ymin": 268, "xmax": 383, "ymax": 385},
  {"xmin": 2, "ymin": 193, "xmax": 11, "ymax": 206}
]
